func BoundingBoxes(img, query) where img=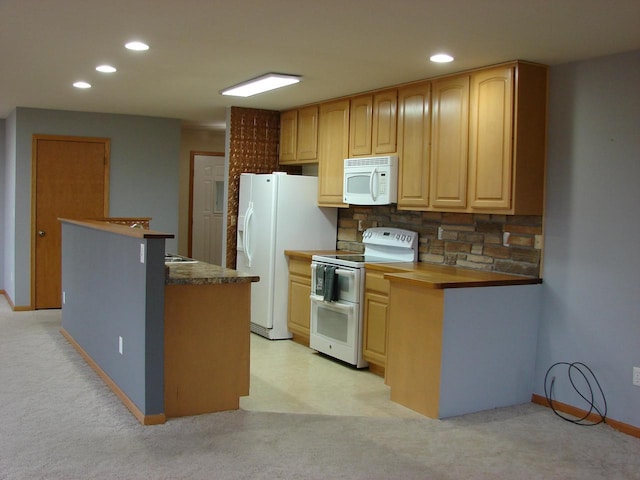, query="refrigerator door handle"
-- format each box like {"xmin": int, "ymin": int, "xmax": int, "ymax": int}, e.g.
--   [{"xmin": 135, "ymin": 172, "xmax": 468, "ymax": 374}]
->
[{"xmin": 243, "ymin": 202, "xmax": 254, "ymax": 267}]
